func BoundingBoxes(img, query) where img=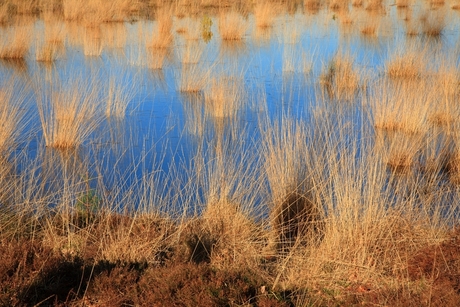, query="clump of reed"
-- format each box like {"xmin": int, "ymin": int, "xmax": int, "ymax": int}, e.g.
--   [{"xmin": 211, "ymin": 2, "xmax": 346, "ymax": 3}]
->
[
  {"xmin": 179, "ymin": 40, "xmax": 205, "ymax": 64},
  {"xmin": 35, "ymin": 76, "xmax": 103, "ymax": 149},
  {"xmin": 105, "ymin": 73, "xmax": 137, "ymax": 118},
  {"xmin": 204, "ymin": 74, "xmax": 244, "ymax": 118},
  {"xmin": 83, "ymin": 24, "xmax": 103, "ymax": 57},
  {"xmin": 319, "ymin": 53, "xmax": 361, "ymax": 101},
  {"xmin": 261, "ymin": 119, "xmax": 324, "ymax": 254},
  {"xmin": 420, "ymin": 10, "xmax": 445, "ymax": 37},
  {"xmin": 396, "ymin": 0, "xmax": 411, "ymax": 8},
  {"xmin": 181, "ymin": 131, "xmax": 265, "ymax": 268},
  {"xmin": 365, "ymin": 0, "xmax": 385, "ymax": 11},
  {"xmin": 149, "ymin": 7, "xmax": 174, "ymax": 50},
  {"xmin": 179, "ymin": 63, "xmax": 210, "ymax": 93},
  {"xmin": 452, "ymin": 0, "xmax": 460, "ymax": 10},
  {"xmin": 254, "ymin": 1, "xmax": 279, "ymax": 29},
  {"xmin": 63, "ymin": 0, "xmax": 86, "ymax": 21},
  {"xmin": 0, "ymin": 2, "xmax": 12, "ymax": 25},
  {"xmin": 372, "ymin": 79, "xmax": 431, "ymax": 136},
  {"xmin": 386, "ymin": 43, "xmax": 426, "ymax": 79},
  {"xmin": 0, "ymin": 25, "xmax": 31, "ymax": 60},
  {"xmin": 218, "ymin": 11, "xmax": 248, "ymax": 41}
]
